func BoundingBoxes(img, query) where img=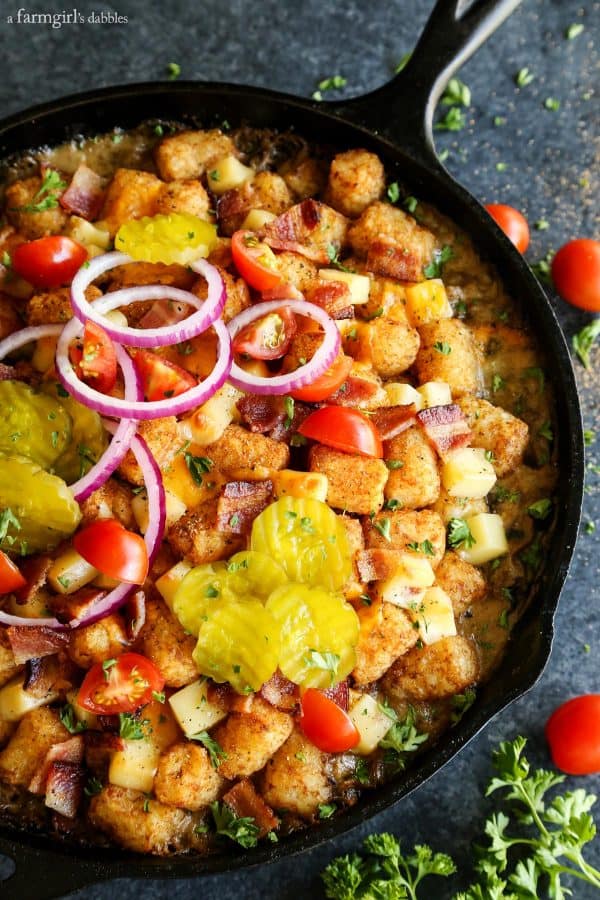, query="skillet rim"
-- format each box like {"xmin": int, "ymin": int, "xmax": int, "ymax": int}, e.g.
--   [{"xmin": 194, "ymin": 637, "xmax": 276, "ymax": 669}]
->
[{"xmin": 0, "ymin": 78, "xmax": 584, "ymax": 890}]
